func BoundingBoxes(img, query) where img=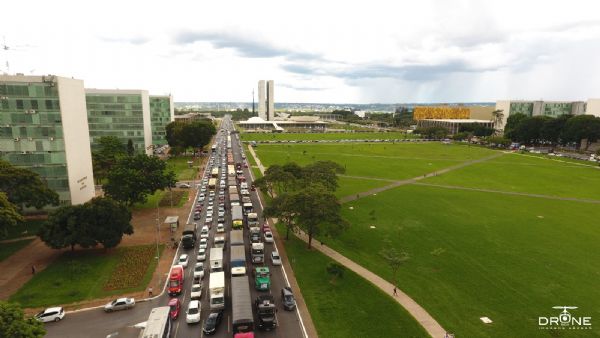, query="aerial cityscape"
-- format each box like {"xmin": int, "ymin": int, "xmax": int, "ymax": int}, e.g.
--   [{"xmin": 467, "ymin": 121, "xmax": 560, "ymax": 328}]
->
[{"xmin": 1, "ymin": 1, "xmax": 600, "ymax": 338}]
